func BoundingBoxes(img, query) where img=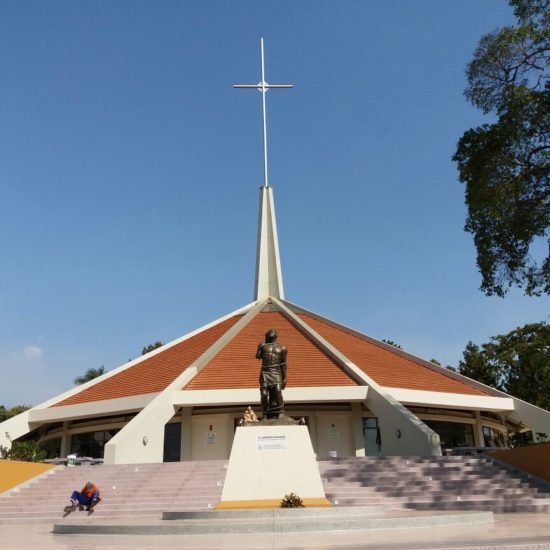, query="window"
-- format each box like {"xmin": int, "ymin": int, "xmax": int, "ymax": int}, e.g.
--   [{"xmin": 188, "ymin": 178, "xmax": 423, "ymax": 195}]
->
[
  {"xmin": 42, "ymin": 437, "xmax": 61, "ymax": 459},
  {"xmin": 423, "ymin": 420, "xmax": 475, "ymax": 449},
  {"xmin": 70, "ymin": 429, "xmax": 119, "ymax": 458},
  {"xmin": 482, "ymin": 426, "xmax": 506, "ymax": 448},
  {"xmin": 480, "ymin": 411, "xmax": 501, "ymax": 422}
]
